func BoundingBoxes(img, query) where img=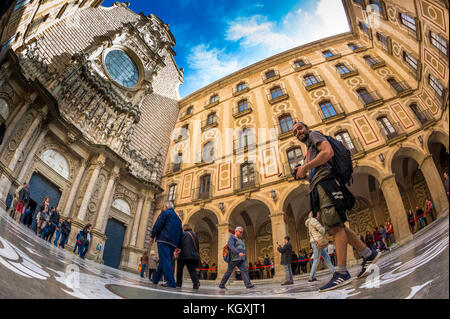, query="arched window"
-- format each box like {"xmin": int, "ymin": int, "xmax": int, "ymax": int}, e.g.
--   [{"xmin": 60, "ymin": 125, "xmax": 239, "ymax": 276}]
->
[
  {"xmin": 237, "ymin": 99, "xmax": 249, "ymax": 113},
  {"xmin": 319, "ymin": 100, "xmax": 337, "ymax": 118},
  {"xmin": 210, "ymin": 94, "xmax": 219, "ymax": 104},
  {"xmin": 357, "ymin": 88, "xmax": 375, "ymax": 105},
  {"xmin": 202, "ymin": 141, "xmax": 215, "ymax": 162},
  {"xmin": 168, "ymin": 184, "xmax": 177, "ymax": 202},
  {"xmin": 335, "ymin": 131, "xmax": 356, "ymax": 154},
  {"xmin": 0, "ymin": 98, "xmax": 8, "ymax": 122},
  {"xmin": 304, "ymin": 74, "xmax": 318, "ymax": 86},
  {"xmin": 286, "ymin": 147, "xmax": 303, "ymax": 170},
  {"xmin": 40, "ymin": 149, "xmax": 70, "ymax": 179},
  {"xmin": 240, "ymin": 162, "xmax": 255, "ymax": 188},
  {"xmin": 270, "ymin": 86, "xmax": 283, "ymax": 99},
  {"xmin": 112, "ymin": 199, "xmax": 131, "ymax": 215},
  {"xmin": 278, "ymin": 114, "xmax": 293, "ymax": 134},
  {"xmin": 336, "ymin": 63, "xmax": 350, "ymax": 75}
]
